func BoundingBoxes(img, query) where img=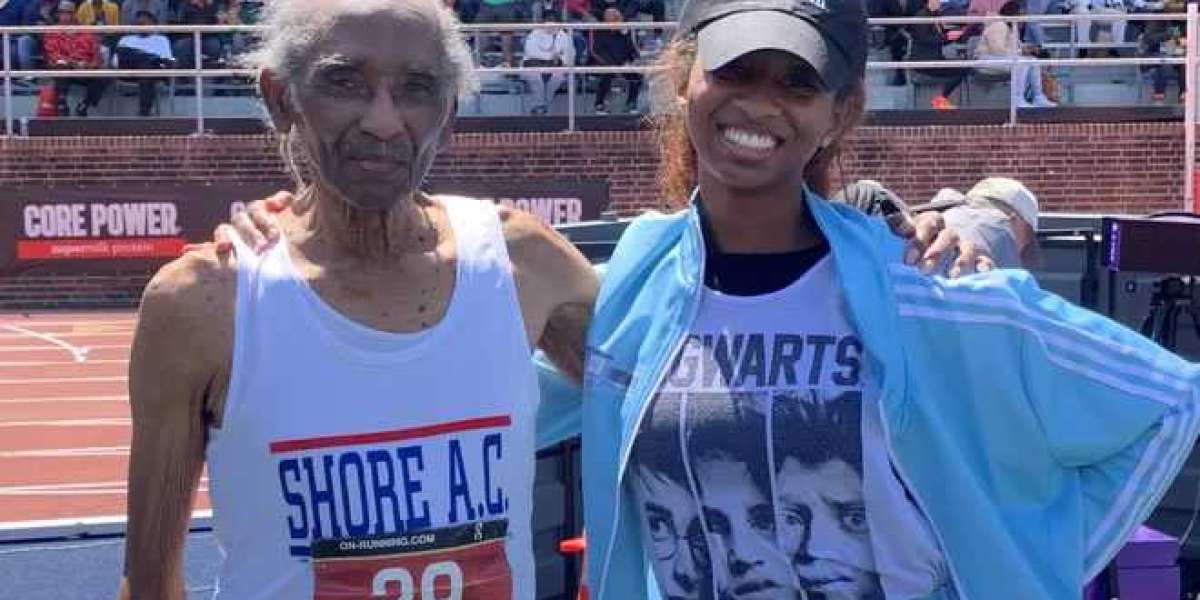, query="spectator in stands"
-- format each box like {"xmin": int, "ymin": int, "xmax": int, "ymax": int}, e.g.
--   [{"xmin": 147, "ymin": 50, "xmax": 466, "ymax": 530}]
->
[
  {"xmin": 1142, "ymin": 0, "xmax": 1185, "ymax": 103},
  {"xmin": 116, "ymin": 10, "xmax": 174, "ymax": 116},
  {"xmin": 74, "ymin": 0, "xmax": 117, "ymax": 24},
  {"xmin": 217, "ymin": 0, "xmax": 249, "ymax": 59},
  {"xmin": 909, "ymin": 0, "xmax": 971, "ymax": 109},
  {"xmin": 475, "ymin": 0, "xmax": 525, "ymax": 67},
  {"xmin": 0, "ymin": 0, "xmax": 33, "ymax": 28},
  {"xmin": 173, "ymin": 0, "xmax": 222, "ymax": 68},
  {"xmin": 589, "ymin": 6, "xmax": 642, "ymax": 114},
  {"xmin": 975, "ymin": 0, "xmax": 1057, "ymax": 107},
  {"xmin": 625, "ymin": 0, "xmax": 665, "ymax": 50},
  {"xmin": 44, "ymin": 0, "xmax": 107, "ymax": 116},
  {"xmin": 16, "ymin": 0, "xmax": 55, "ymax": 69},
  {"xmin": 564, "ymin": 0, "xmax": 592, "ymax": 64},
  {"xmin": 1, "ymin": 0, "xmax": 32, "ymax": 68},
  {"xmin": 1024, "ymin": 0, "xmax": 1056, "ymax": 44},
  {"xmin": 1073, "ymin": 0, "xmax": 1128, "ymax": 54},
  {"xmin": 590, "ymin": 0, "xmax": 663, "ymax": 48},
  {"xmin": 869, "ymin": 0, "xmax": 913, "ymax": 86},
  {"xmin": 75, "ymin": 0, "xmax": 118, "ymax": 70},
  {"xmin": 120, "ymin": 0, "xmax": 167, "ymax": 29},
  {"xmin": 522, "ymin": 0, "xmax": 574, "ymax": 114}
]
